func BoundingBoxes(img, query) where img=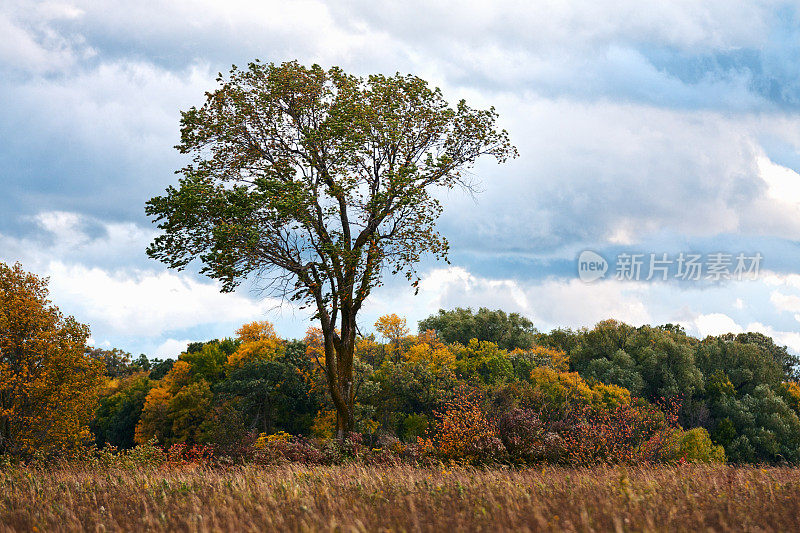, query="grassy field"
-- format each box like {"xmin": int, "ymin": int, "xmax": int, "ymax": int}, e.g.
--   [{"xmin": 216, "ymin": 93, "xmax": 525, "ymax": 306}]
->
[{"xmin": 1, "ymin": 464, "xmax": 799, "ymax": 532}]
